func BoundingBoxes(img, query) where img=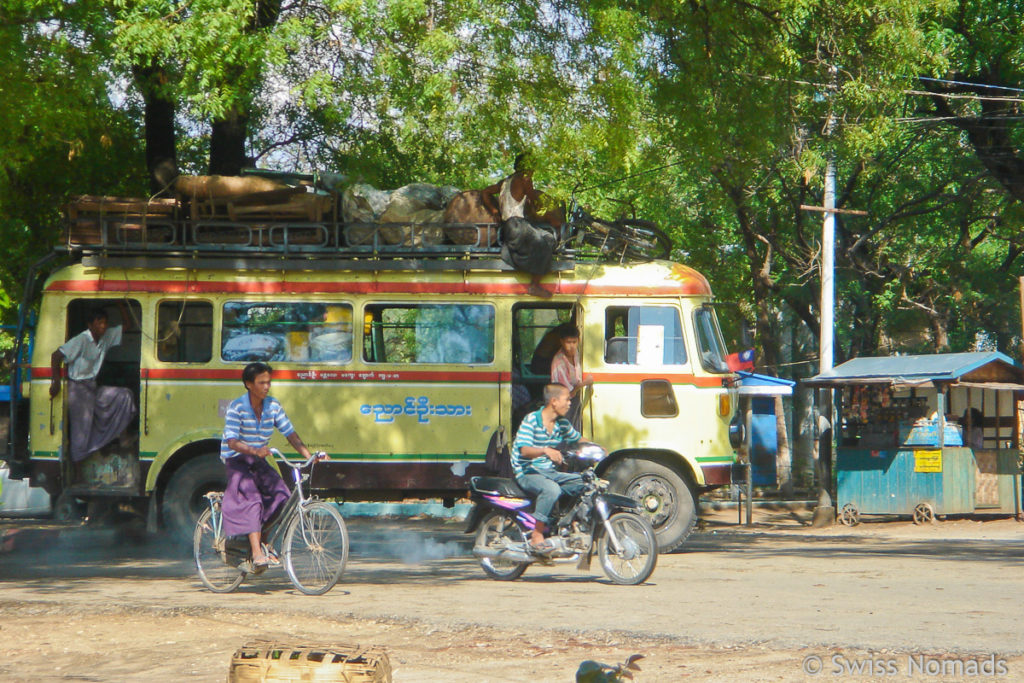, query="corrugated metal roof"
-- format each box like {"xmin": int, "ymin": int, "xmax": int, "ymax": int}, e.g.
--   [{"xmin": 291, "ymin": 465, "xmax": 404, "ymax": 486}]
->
[{"xmin": 804, "ymin": 351, "xmax": 1024, "ymax": 386}]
